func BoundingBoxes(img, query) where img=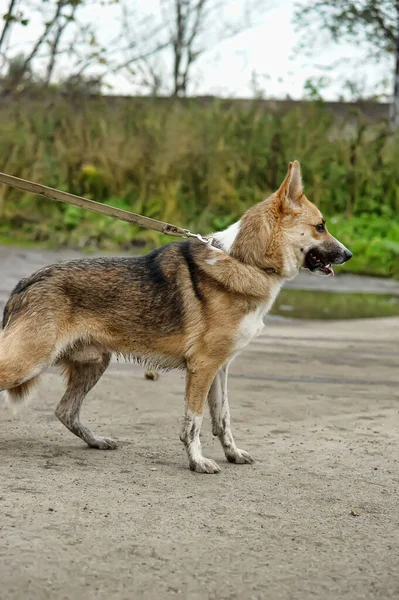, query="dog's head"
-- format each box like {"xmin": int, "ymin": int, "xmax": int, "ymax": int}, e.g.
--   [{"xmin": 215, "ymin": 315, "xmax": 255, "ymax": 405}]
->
[
  {"xmin": 227, "ymin": 160, "xmax": 352, "ymax": 280},
  {"xmin": 274, "ymin": 160, "xmax": 352, "ymax": 277}
]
